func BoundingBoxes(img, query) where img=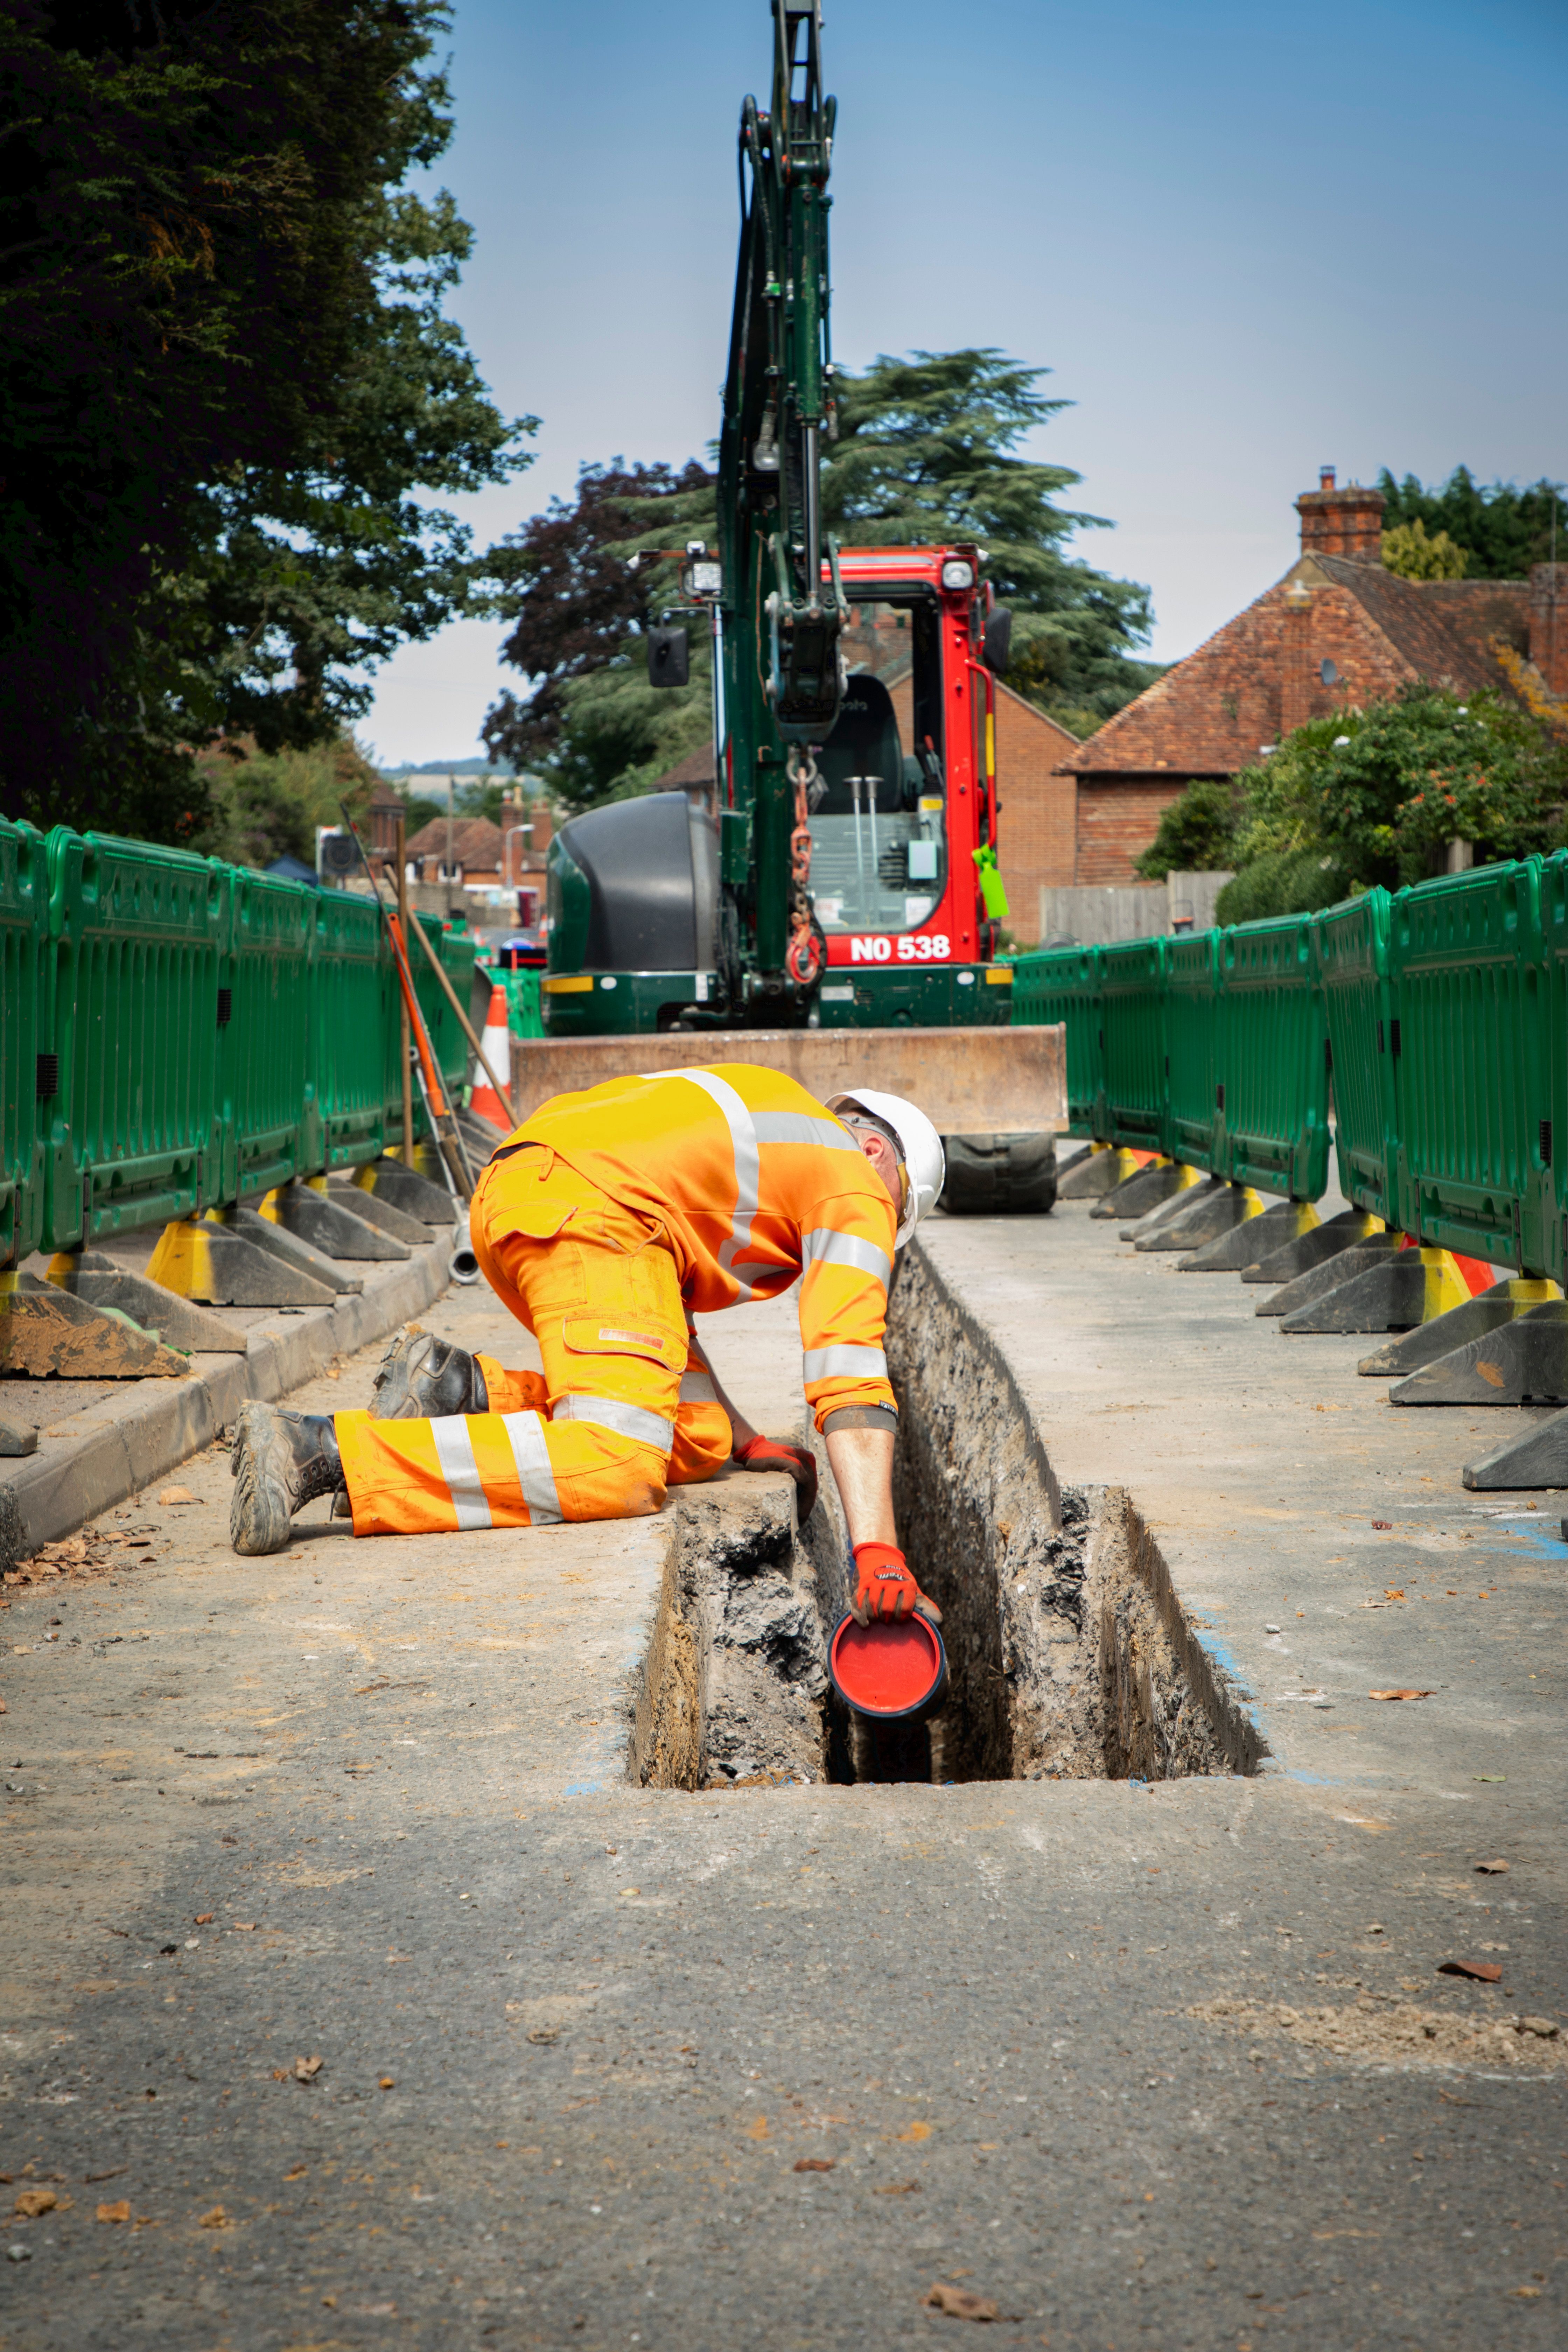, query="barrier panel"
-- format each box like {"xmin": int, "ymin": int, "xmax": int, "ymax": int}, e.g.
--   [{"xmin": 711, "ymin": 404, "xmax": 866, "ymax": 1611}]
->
[
  {"xmin": 408, "ymin": 915, "xmax": 475, "ymax": 1111},
  {"xmin": 1388, "ymin": 858, "xmax": 1546, "ymax": 1275},
  {"xmin": 1219, "ymin": 913, "xmax": 1329, "ymax": 1202},
  {"xmin": 43, "ymin": 829, "xmax": 225, "ymax": 1252},
  {"xmin": 1008, "ymin": 946, "xmax": 1100, "ymax": 1136},
  {"xmin": 1311, "ymin": 888, "xmax": 1396, "ymax": 1224},
  {"xmin": 314, "ymin": 886, "xmax": 394, "ymax": 1172},
  {"xmin": 217, "ymin": 868, "xmax": 319, "ymax": 1203},
  {"xmin": 1098, "ymin": 937, "xmax": 1168, "ymax": 1151},
  {"xmin": 0, "ymin": 821, "xmax": 47, "ymax": 1266},
  {"xmin": 1165, "ymin": 931, "xmax": 1221, "ymax": 1172},
  {"xmin": 1539, "ymin": 852, "xmax": 1568, "ymax": 1286}
]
